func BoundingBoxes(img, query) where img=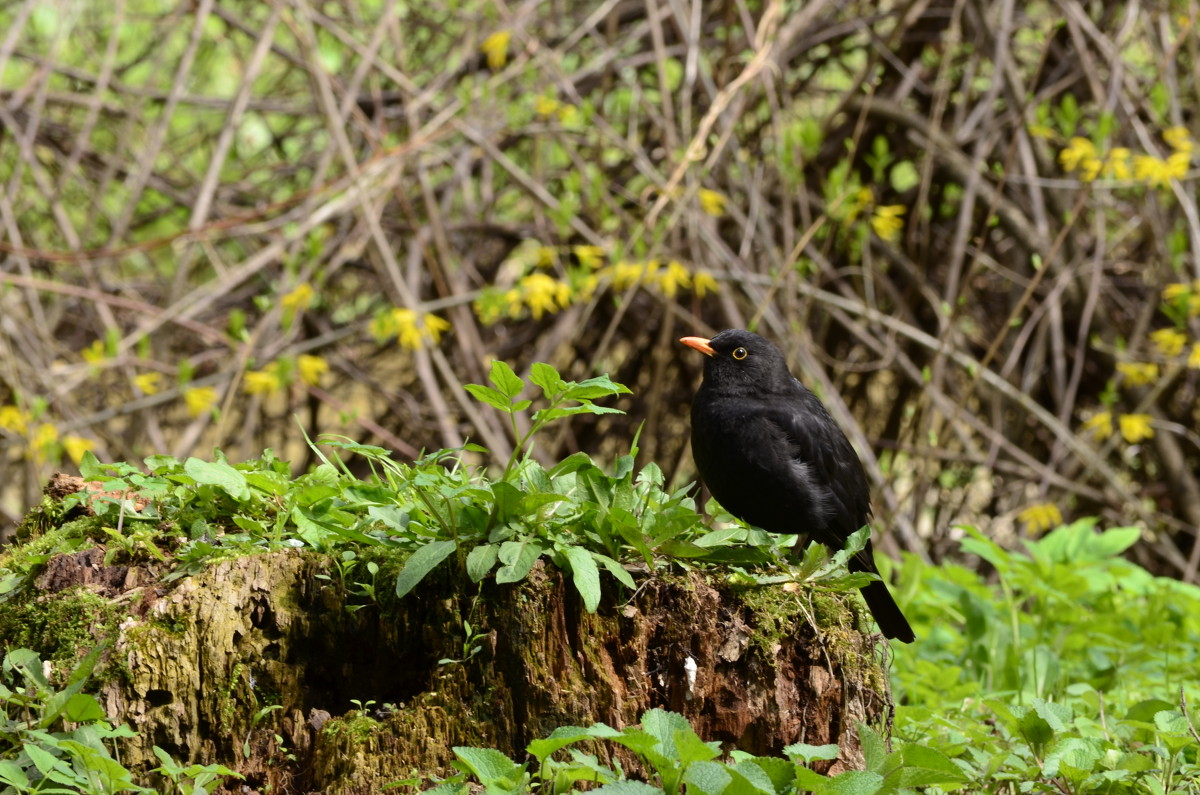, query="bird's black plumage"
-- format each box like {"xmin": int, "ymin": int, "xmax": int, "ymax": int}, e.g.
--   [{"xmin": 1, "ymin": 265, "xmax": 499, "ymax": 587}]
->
[{"xmin": 681, "ymin": 329, "xmax": 914, "ymax": 642}]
